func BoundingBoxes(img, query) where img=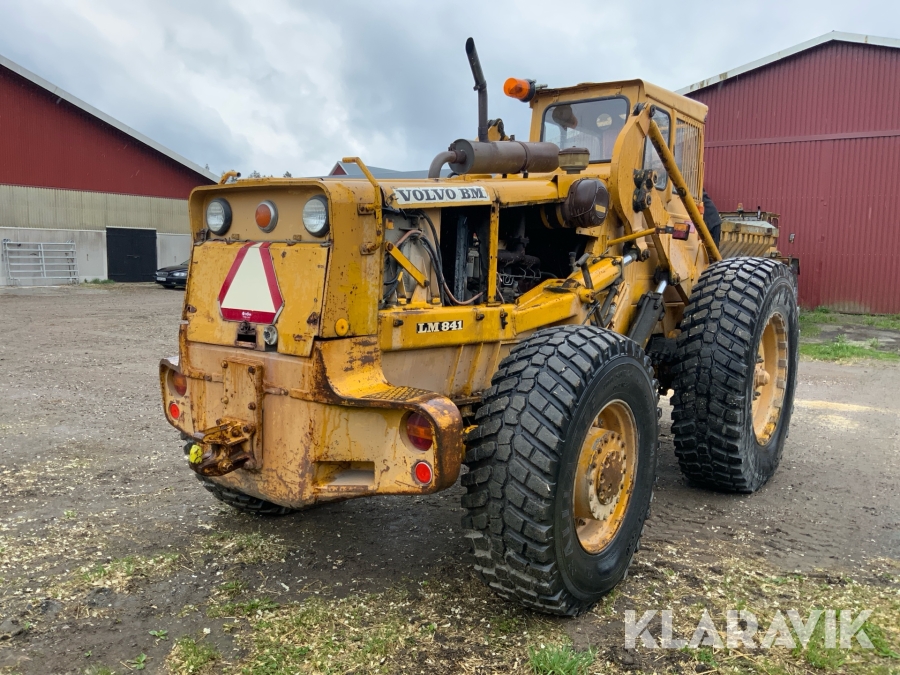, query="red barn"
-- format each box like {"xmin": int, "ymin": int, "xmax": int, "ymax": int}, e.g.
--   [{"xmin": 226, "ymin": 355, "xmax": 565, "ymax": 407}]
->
[
  {"xmin": 680, "ymin": 32, "xmax": 900, "ymax": 313},
  {"xmin": 0, "ymin": 53, "xmax": 216, "ymax": 285}
]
